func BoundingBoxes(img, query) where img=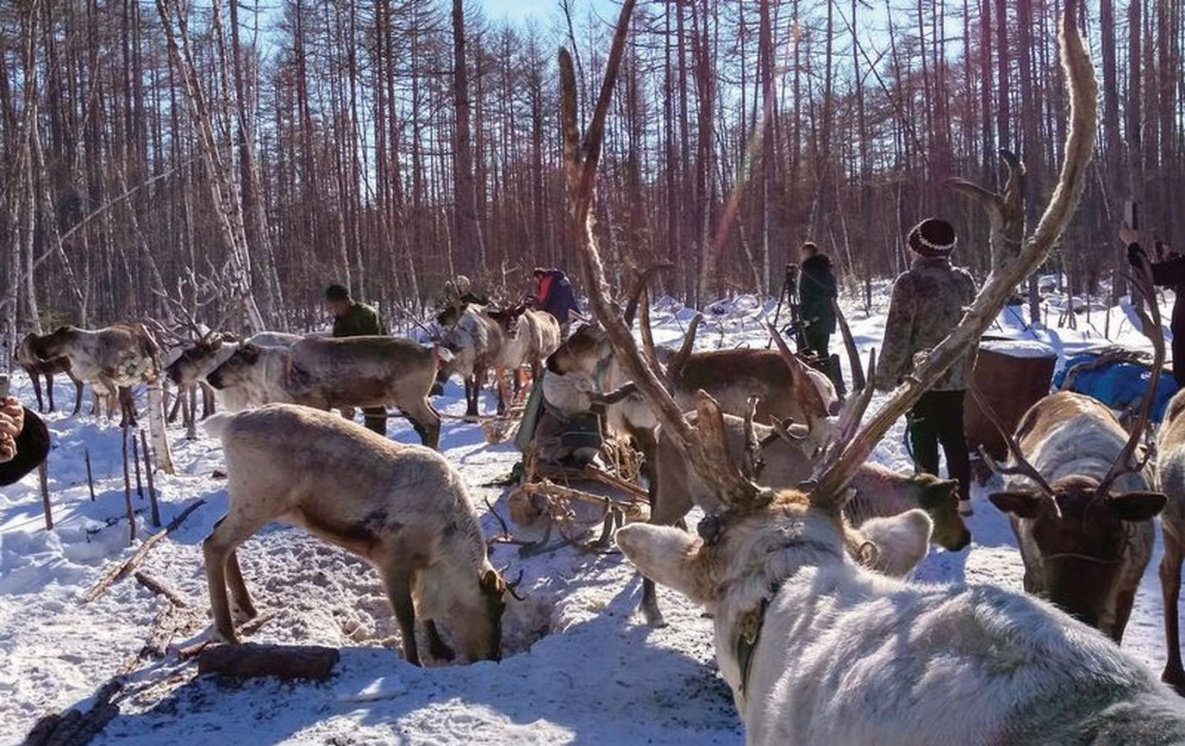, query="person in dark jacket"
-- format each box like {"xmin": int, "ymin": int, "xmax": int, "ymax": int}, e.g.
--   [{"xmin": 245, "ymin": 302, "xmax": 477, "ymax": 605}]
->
[
  {"xmin": 1124, "ymin": 223, "xmax": 1185, "ymax": 387},
  {"xmin": 533, "ymin": 268, "xmax": 581, "ymax": 336},
  {"xmin": 797, "ymin": 241, "xmax": 838, "ymax": 360},
  {"xmin": 0, "ymin": 397, "xmax": 49, "ymax": 486},
  {"xmin": 325, "ymin": 284, "xmax": 389, "ymax": 435}
]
